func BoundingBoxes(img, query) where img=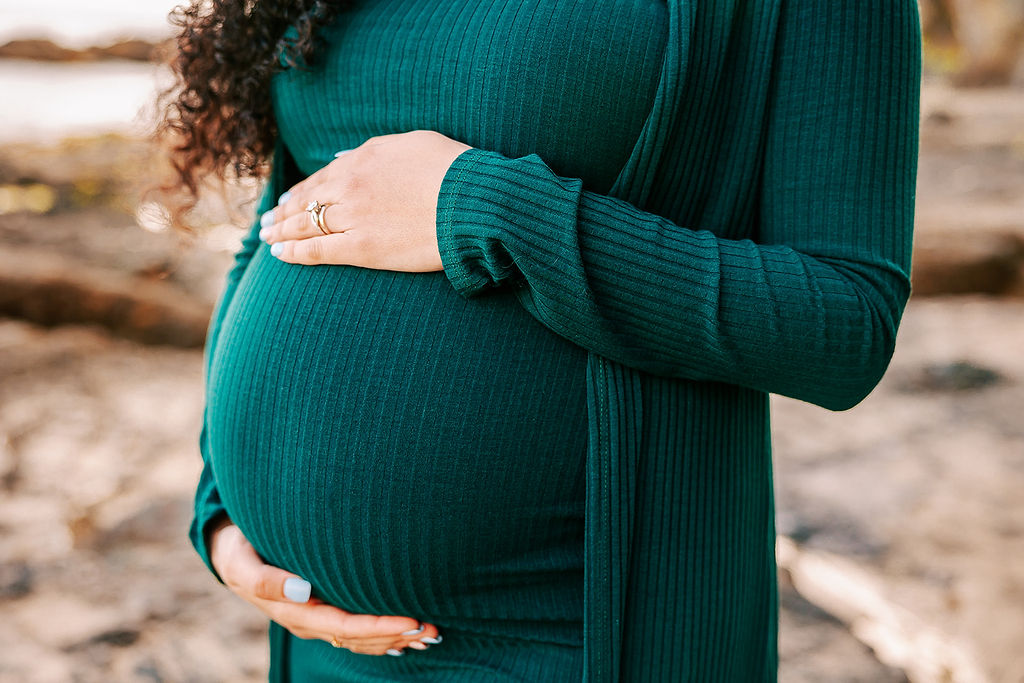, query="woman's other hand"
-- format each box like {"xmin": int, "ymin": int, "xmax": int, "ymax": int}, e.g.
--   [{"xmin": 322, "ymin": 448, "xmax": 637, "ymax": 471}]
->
[
  {"xmin": 208, "ymin": 517, "xmax": 442, "ymax": 656},
  {"xmin": 258, "ymin": 129, "xmax": 472, "ymax": 271}
]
